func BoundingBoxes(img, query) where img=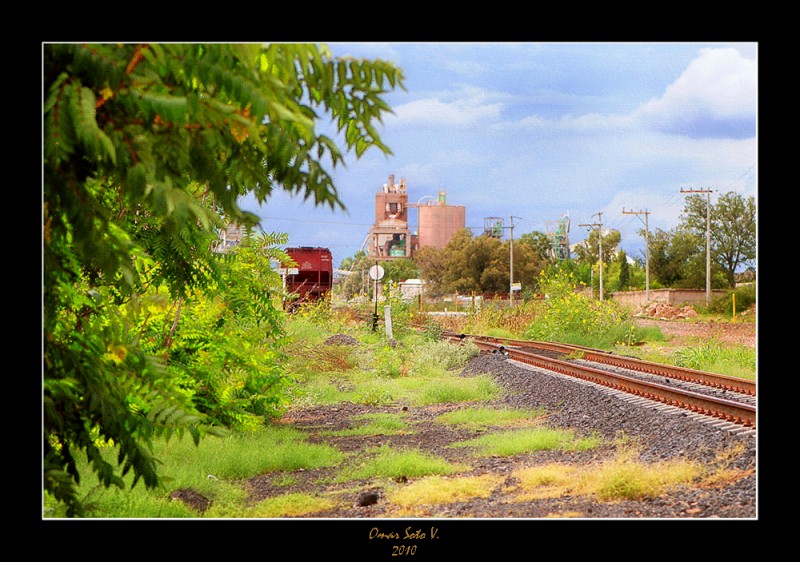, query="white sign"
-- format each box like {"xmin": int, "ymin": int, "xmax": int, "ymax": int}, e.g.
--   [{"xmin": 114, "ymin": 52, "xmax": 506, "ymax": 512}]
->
[
  {"xmin": 277, "ymin": 268, "xmax": 299, "ymax": 275},
  {"xmin": 511, "ymin": 282, "xmax": 522, "ymax": 292},
  {"xmin": 369, "ymin": 265, "xmax": 385, "ymax": 280}
]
